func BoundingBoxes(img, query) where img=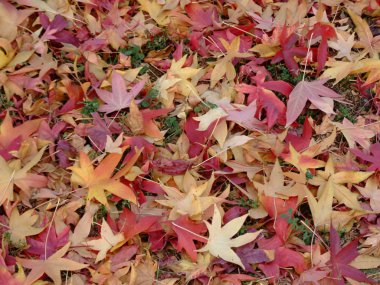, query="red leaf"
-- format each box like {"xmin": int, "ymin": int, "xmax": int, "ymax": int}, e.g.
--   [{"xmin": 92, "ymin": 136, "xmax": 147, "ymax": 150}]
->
[
  {"xmin": 0, "ymin": 112, "xmax": 42, "ymax": 159},
  {"xmin": 285, "ymin": 117, "xmax": 313, "ymax": 151},
  {"xmin": 152, "ymin": 158, "xmax": 191, "ymax": 175},
  {"xmin": 169, "ymin": 215, "xmax": 207, "ymax": 261},
  {"xmin": 185, "ymin": 112, "xmax": 217, "ymax": 157},
  {"xmin": 261, "ymin": 196, "xmax": 298, "ymax": 220},
  {"xmin": 259, "ymin": 247, "xmax": 307, "ymax": 280},
  {"xmin": 237, "ymin": 71, "xmax": 293, "ymax": 128},
  {"xmin": 184, "ymin": 3, "xmax": 219, "ymax": 31},
  {"xmin": 117, "ymin": 208, "xmax": 160, "ymax": 241},
  {"xmin": 328, "ymin": 226, "xmax": 376, "ymax": 284},
  {"xmin": 86, "ymin": 113, "xmax": 122, "ymax": 150},
  {"xmin": 272, "ymin": 31, "xmax": 308, "ymax": 76},
  {"xmin": 307, "ymin": 23, "xmax": 336, "ymax": 76}
]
